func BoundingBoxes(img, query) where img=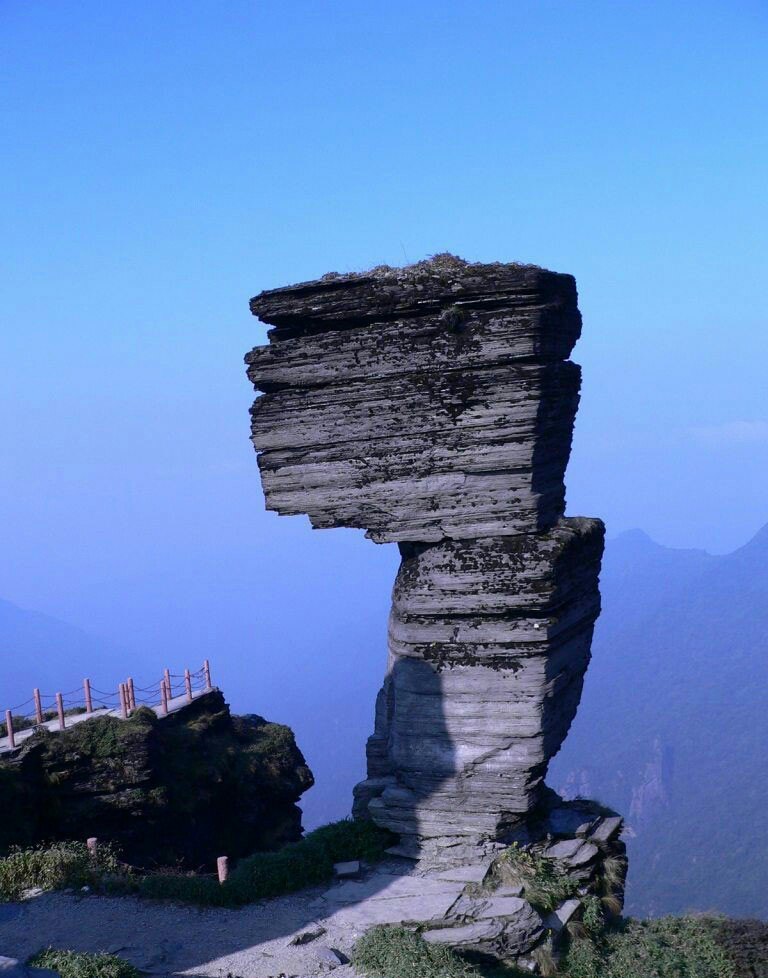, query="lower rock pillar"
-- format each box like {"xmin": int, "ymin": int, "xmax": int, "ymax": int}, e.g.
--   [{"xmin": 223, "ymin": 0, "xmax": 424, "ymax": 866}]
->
[{"xmin": 354, "ymin": 517, "xmax": 605, "ymax": 864}]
